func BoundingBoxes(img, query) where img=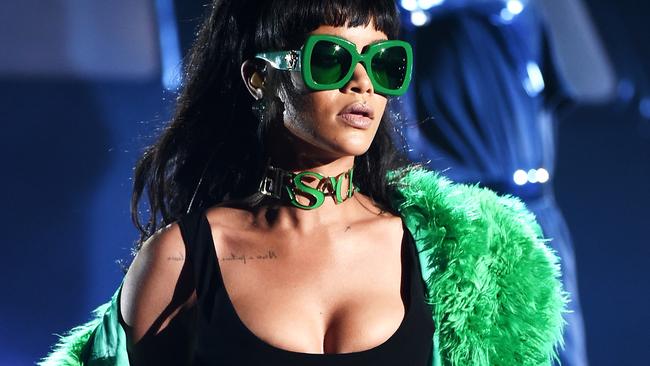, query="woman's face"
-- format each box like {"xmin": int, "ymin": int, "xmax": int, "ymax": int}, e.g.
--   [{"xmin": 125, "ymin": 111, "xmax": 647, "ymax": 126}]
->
[{"xmin": 274, "ymin": 23, "xmax": 389, "ymax": 161}]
